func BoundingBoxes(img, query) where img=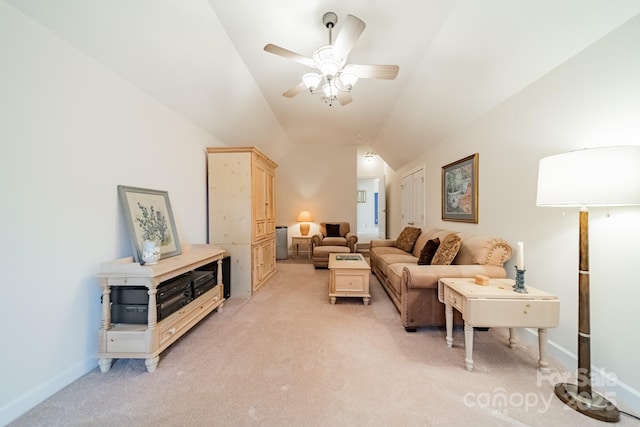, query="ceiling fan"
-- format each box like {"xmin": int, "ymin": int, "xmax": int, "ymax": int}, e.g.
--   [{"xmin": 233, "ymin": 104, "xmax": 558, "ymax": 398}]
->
[{"xmin": 264, "ymin": 12, "xmax": 399, "ymax": 106}]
